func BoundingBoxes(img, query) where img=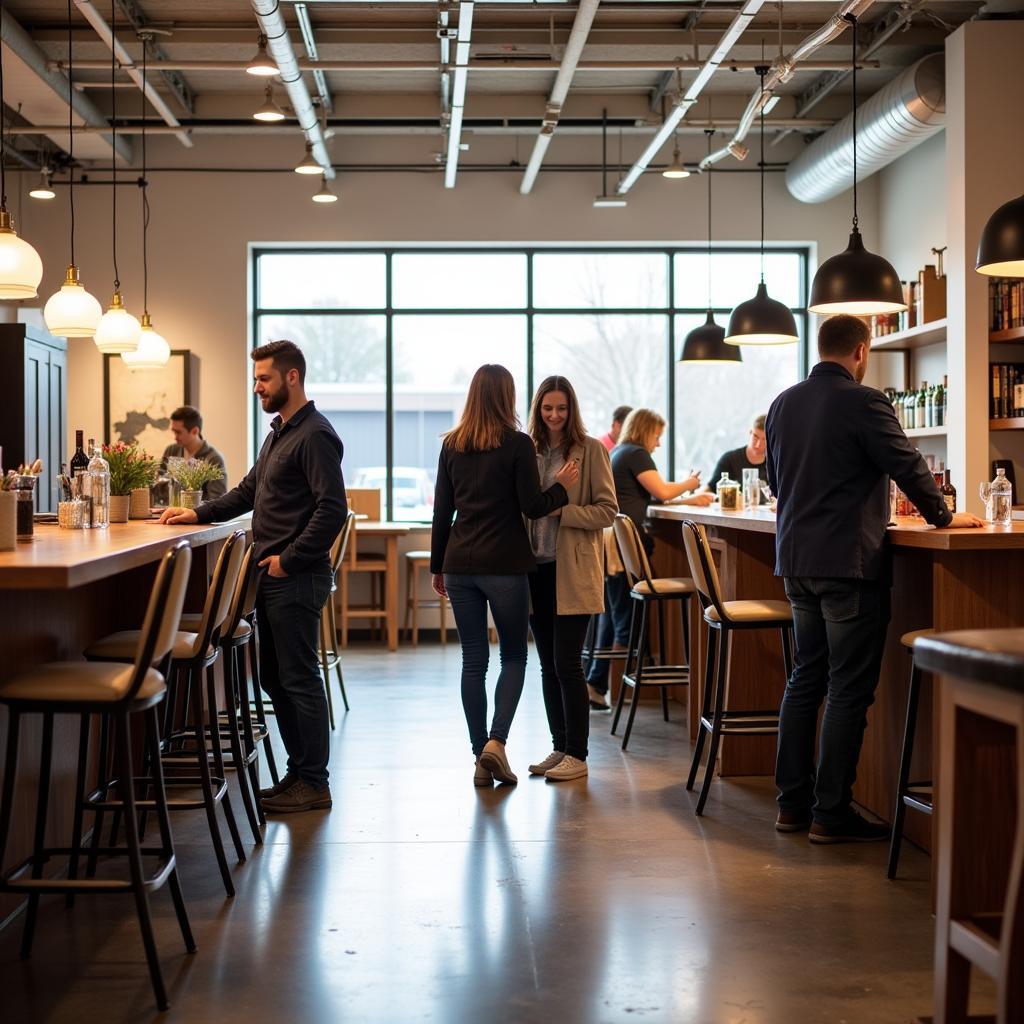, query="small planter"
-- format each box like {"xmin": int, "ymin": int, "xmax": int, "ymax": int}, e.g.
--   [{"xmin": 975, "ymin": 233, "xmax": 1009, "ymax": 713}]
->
[
  {"xmin": 129, "ymin": 487, "xmax": 151, "ymax": 519},
  {"xmin": 0, "ymin": 490, "xmax": 15, "ymax": 550},
  {"xmin": 109, "ymin": 494, "xmax": 130, "ymax": 523},
  {"xmin": 180, "ymin": 489, "xmax": 202, "ymax": 510}
]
